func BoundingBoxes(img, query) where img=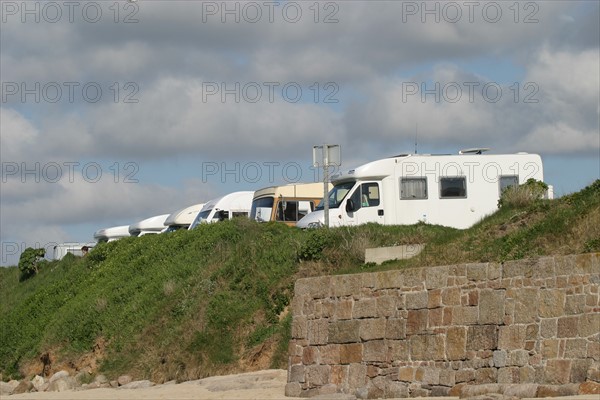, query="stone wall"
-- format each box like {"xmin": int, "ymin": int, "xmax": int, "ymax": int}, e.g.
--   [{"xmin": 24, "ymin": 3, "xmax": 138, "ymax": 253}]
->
[{"xmin": 285, "ymin": 253, "xmax": 600, "ymax": 398}]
